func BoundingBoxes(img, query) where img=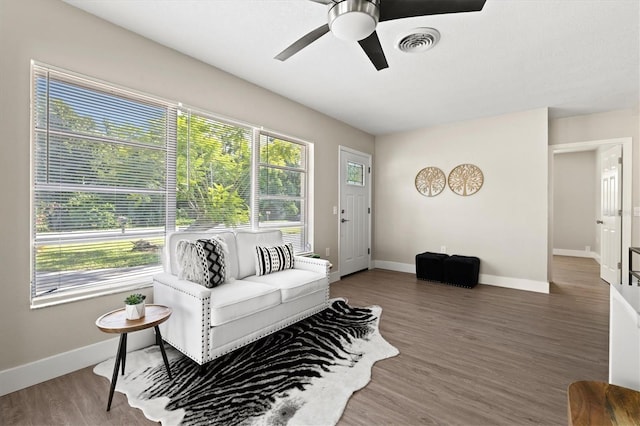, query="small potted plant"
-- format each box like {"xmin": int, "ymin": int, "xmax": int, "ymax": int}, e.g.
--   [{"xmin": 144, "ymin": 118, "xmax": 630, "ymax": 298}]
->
[{"xmin": 124, "ymin": 293, "xmax": 146, "ymax": 320}]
